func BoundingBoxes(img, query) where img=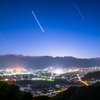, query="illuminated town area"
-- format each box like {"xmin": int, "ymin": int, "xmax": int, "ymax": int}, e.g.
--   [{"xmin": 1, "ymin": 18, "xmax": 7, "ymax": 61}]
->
[{"xmin": 0, "ymin": 66, "xmax": 100, "ymax": 97}]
